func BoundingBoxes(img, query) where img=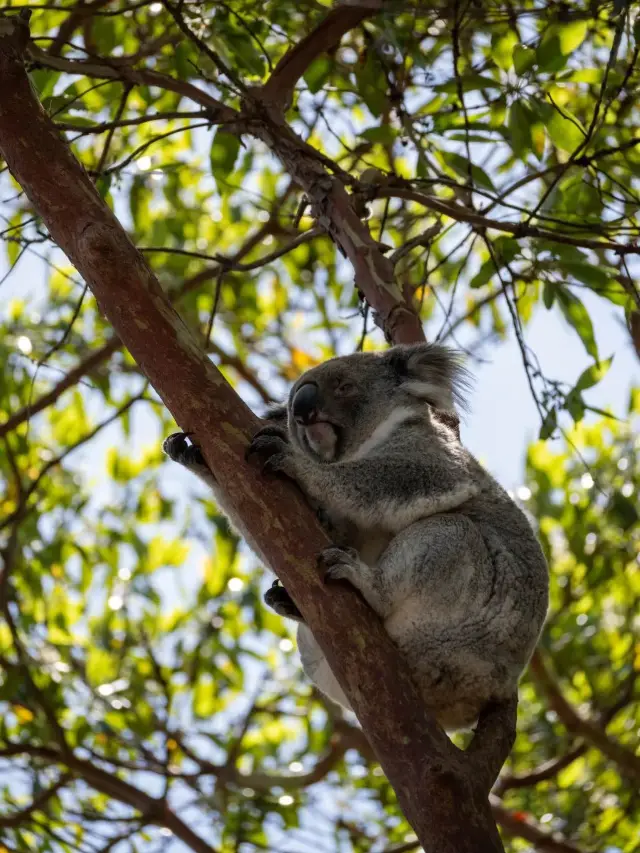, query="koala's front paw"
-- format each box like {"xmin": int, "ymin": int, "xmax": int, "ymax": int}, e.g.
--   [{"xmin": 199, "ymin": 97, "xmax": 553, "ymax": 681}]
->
[
  {"xmin": 253, "ymin": 423, "xmax": 289, "ymax": 442},
  {"xmin": 318, "ymin": 546, "xmax": 360, "ymax": 585},
  {"xmin": 246, "ymin": 431, "xmax": 294, "ymax": 477},
  {"xmin": 163, "ymin": 432, "xmax": 206, "ymax": 468},
  {"xmin": 264, "ymin": 580, "xmax": 303, "ymax": 621}
]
